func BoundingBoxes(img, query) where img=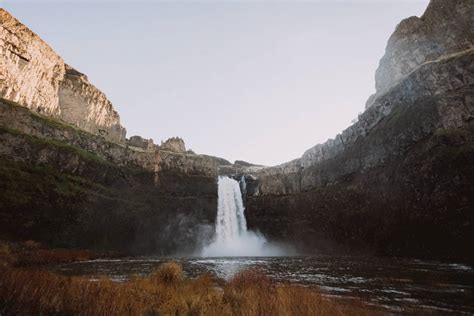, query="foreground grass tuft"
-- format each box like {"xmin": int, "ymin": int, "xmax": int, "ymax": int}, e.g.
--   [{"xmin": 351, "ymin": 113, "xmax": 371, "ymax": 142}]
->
[{"xmin": 150, "ymin": 262, "xmax": 184, "ymax": 285}]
